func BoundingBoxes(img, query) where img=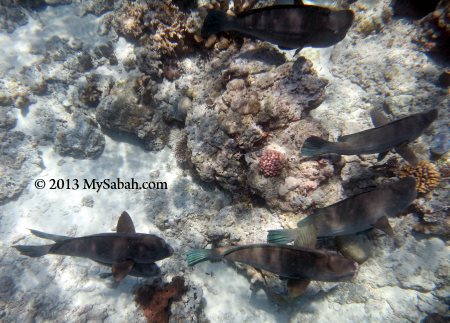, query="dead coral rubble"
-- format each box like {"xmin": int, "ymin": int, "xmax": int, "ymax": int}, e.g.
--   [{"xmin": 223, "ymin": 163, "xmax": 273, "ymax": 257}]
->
[{"xmin": 135, "ymin": 276, "xmax": 187, "ymax": 323}]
